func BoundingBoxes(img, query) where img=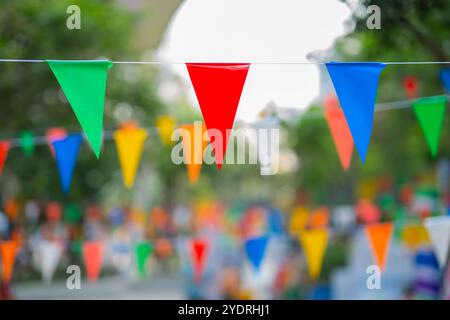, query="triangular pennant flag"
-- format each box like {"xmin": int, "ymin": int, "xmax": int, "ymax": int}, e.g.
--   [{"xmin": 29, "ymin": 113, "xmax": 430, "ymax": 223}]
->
[
  {"xmin": 365, "ymin": 222, "xmax": 393, "ymax": 272},
  {"xmin": 299, "ymin": 229, "xmax": 329, "ymax": 279},
  {"xmin": 0, "ymin": 240, "xmax": 18, "ymax": 283},
  {"xmin": 412, "ymin": 95, "xmax": 447, "ymax": 157},
  {"xmin": 289, "ymin": 206, "xmax": 309, "ymax": 236},
  {"xmin": 181, "ymin": 123, "xmax": 208, "ymax": 184},
  {"xmin": 326, "ymin": 62, "xmax": 386, "ymax": 163},
  {"xmin": 114, "ymin": 127, "xmax": 147, "ymax": 188},
  {"xmin": 82, "ymin": 241, "xmax": 104, "ymax": 283},
  {"xmin": 403, "ymin": 76, "xmax": 419, "ymax": 99},
  {"xmin": 244, "ymin": 236, "xmax": 269, "ymax": 271},
  {"xmin": 47, "ymin": 60, "xmax": 113, "ymax": 158},
  {"xmin": 424, "ymin": 216, "xmax": 450, "ymax": 269},
  {"xmin": 20, "ymin": 131, "xmax": 35, "ymax": 157},
  {"xmin": 191, "ymin": 238, "xmax": 208, "ymax": 283},
  {"xmin": 324, "ymin": 96, "xmax": 354, "ymax": 170},
  {"xmin": 186, "ymin": 63, "xmax": 250, "ymax": 169},
  {"xmin": 155, "ymin": 115, "xmax": 176, "ymax": 146},
  {"xmin": 53, "ymin": 134, "xmax": 83, "ymax": 193},
  {"xmin": 0, "ymin": 141, "xmax": 10, "ymax": 177},
  {"xmin": 135, "ymin": 242, "xmax": 153, "ymax": 278},
  {"xmin": 440, "ymin": 68, "xmax": 450, "ymax": 92},
  {"xmin": 37, "ymin": 240, "xmax": 63, "ymax": 283}
]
